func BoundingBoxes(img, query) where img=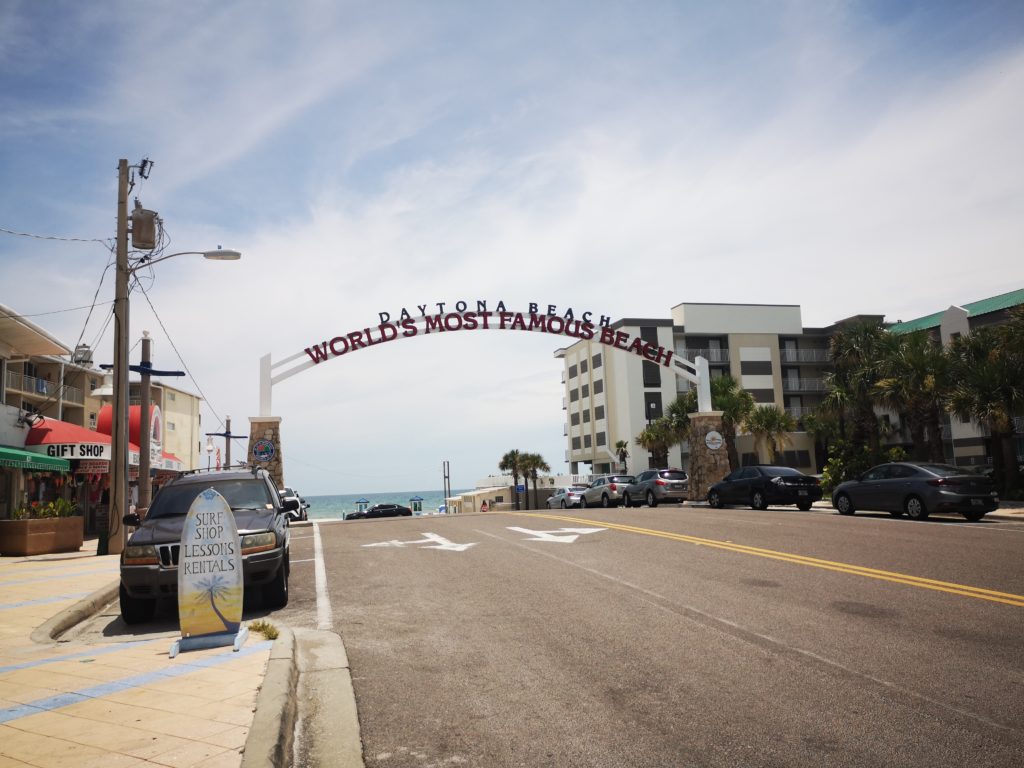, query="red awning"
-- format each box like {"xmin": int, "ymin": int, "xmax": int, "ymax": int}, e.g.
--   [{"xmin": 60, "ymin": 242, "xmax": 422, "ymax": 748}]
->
[
  {"xmin": 96, "ymin": 404, "xmax": 156, "ymax": 445},
  {"xmin": 24, "ymin": 417, "xmax": 140, "ymax": 465}
]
